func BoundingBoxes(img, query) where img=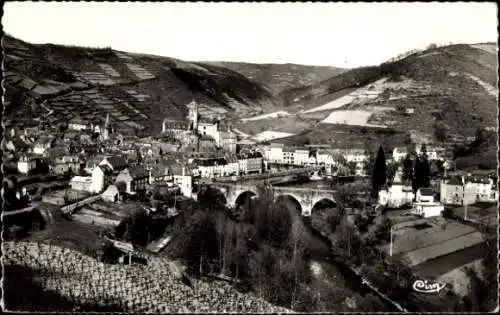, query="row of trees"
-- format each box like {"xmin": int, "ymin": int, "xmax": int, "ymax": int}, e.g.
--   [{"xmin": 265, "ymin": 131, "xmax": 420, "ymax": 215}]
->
[
  {"xmin": 371, "ymin": 143, "xmax": 440, "ymax": 200},
  {"xmin": 166, "ymin": 184, "xmax": 315, "ymax": 310}
]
